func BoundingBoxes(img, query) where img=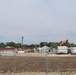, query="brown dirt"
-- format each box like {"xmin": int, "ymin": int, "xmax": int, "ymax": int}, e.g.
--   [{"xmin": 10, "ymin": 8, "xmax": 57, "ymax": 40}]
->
[{"xmin": 0, "ymin": 55, "xmax": 76, "ymax": 73}]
